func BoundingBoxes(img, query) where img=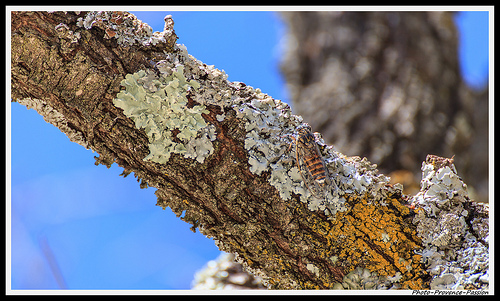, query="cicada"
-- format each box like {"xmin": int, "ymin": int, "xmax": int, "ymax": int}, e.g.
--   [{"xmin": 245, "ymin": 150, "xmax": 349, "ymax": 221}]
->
[{"xmin": 287, "ymin": 125, "xmax": 331, "ymax": 198}]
